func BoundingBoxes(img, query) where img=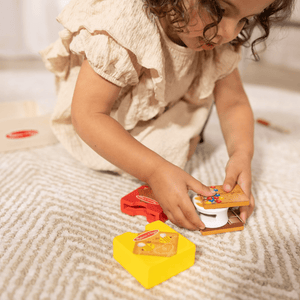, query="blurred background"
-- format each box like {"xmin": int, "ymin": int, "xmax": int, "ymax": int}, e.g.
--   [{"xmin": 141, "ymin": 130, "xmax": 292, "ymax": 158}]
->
[{"xmin": 0, "ymin": 0, "xmax": 299, "ymax": 111}]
